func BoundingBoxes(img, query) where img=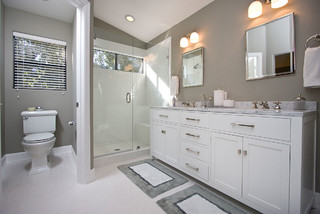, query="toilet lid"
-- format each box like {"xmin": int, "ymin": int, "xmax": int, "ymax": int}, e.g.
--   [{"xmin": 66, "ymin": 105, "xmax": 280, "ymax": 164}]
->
[{"xmin": 24, "ymin": 133, "xmax": 55, "ymax": 142}]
